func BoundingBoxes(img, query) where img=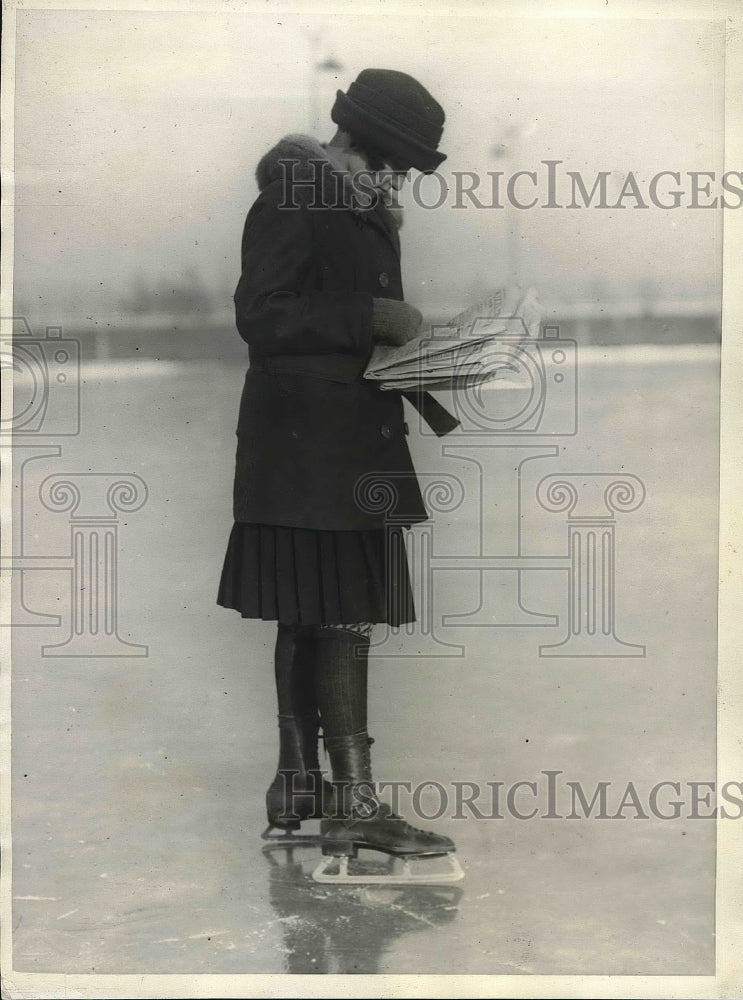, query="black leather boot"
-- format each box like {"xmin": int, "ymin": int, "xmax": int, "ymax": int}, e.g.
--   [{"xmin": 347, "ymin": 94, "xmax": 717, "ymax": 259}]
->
[
  {"xmin": 320, "ymin": 731, "xmax": 456, "ymax": 858},
  {"xmin": 265, "ymin": 711, "xmax": 334, "ymax": 831},
  {"xmin": 265, "ymin": 624, "xmax": 333, "ymax": 832}
]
